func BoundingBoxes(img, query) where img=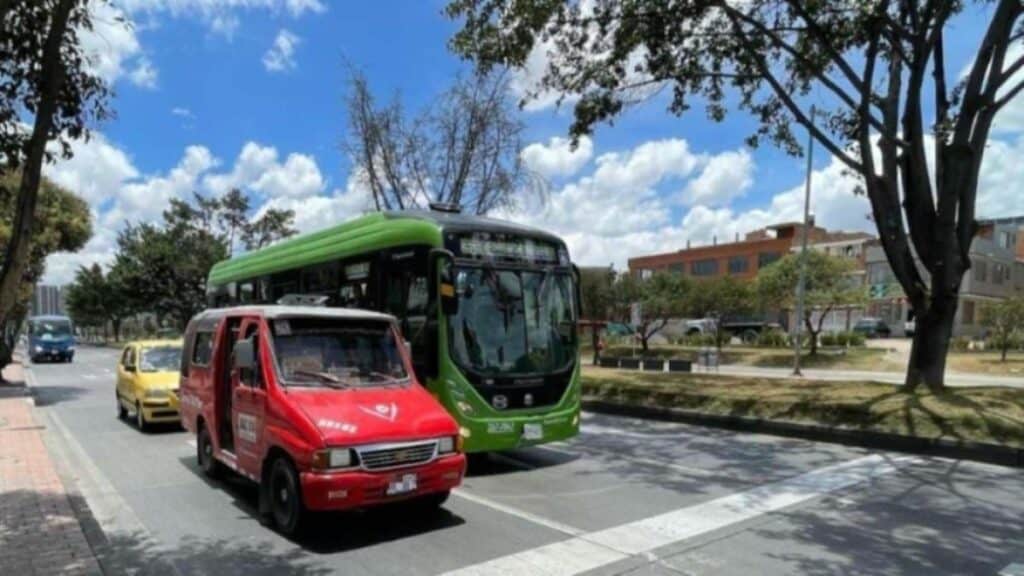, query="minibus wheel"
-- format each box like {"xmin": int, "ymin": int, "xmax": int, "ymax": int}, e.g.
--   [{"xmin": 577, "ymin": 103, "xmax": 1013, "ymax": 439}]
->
[
  {"xmin": 197, "ymin": 424, "xmax": 223, "ymax": 479},
  {"xmin": 269, "ymin": 457, "xmax": 305, "ymax": 537}
]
